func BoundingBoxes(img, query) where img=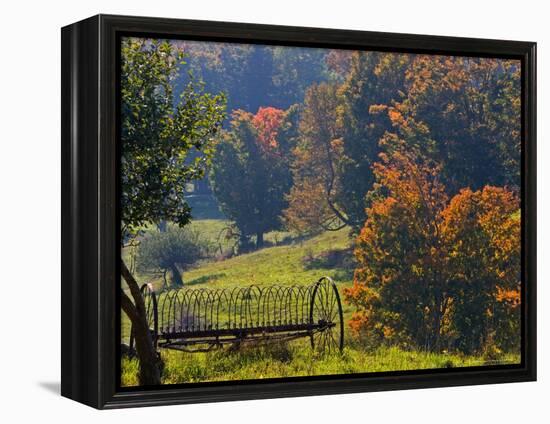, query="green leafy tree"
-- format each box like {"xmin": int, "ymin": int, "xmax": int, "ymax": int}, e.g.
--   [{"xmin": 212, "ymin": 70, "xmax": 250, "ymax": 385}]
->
[
  {"xmin": 210, "ymin": 106, "xmax": 297, "ymax": 249},
  {"xmin": 337, "ymin": 52, "xmax": 411, "ymax": 230},
  {"xmin": 120, "ymin": 38, "xmax": 225, "ymax": 385},
  {"xmin": 271, "ymin": 46, "xmax": 330, "ymax": 108},
  {"xmin": 137, "ymin": 226, "xmax": 210, "ymax": 287}
]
